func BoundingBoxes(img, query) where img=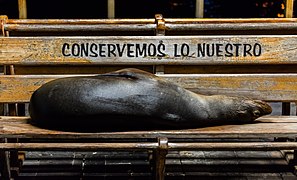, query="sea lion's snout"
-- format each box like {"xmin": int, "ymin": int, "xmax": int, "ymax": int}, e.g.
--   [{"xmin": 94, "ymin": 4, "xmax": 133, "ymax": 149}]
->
[
  {"xmin": 231, "ymin": 98, "xmax": 273, "ymax": 124},
  {"xmin": 242, "ymin": 99, "xmax": 272, "ymax": 121},
  {"xmin": 252, "ymin": 100, "xmax": 272, "ymax": 117}
]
